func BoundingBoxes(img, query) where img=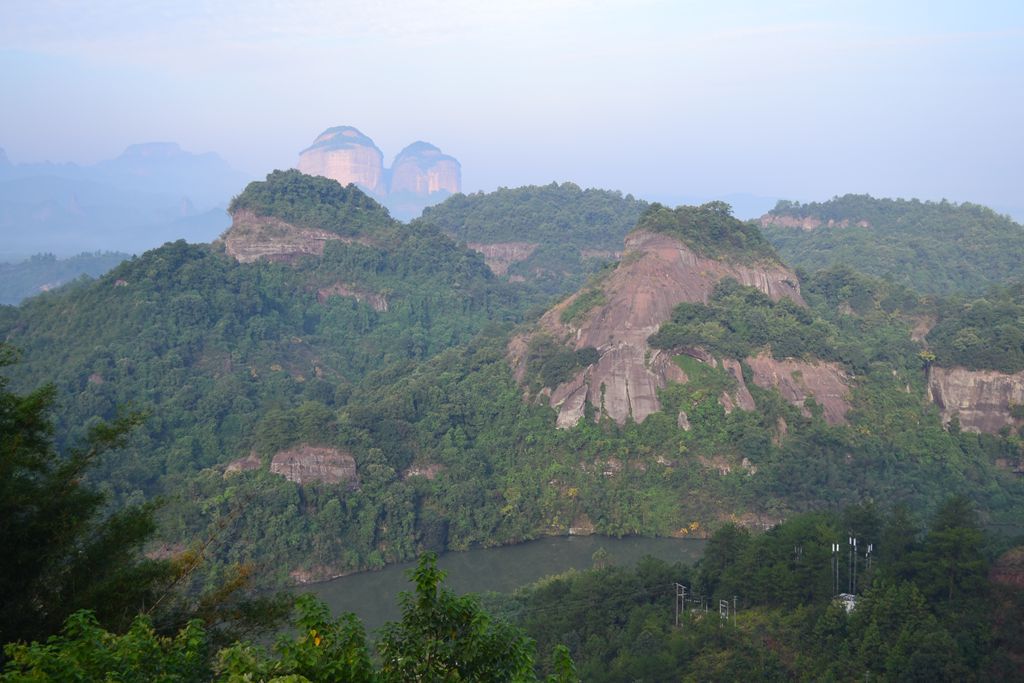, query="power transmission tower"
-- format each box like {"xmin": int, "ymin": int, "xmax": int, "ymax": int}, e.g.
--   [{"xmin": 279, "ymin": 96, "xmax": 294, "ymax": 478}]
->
[{"xmin": 674, "ymin": 583, "xmax": 686, "ymax": 627}]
